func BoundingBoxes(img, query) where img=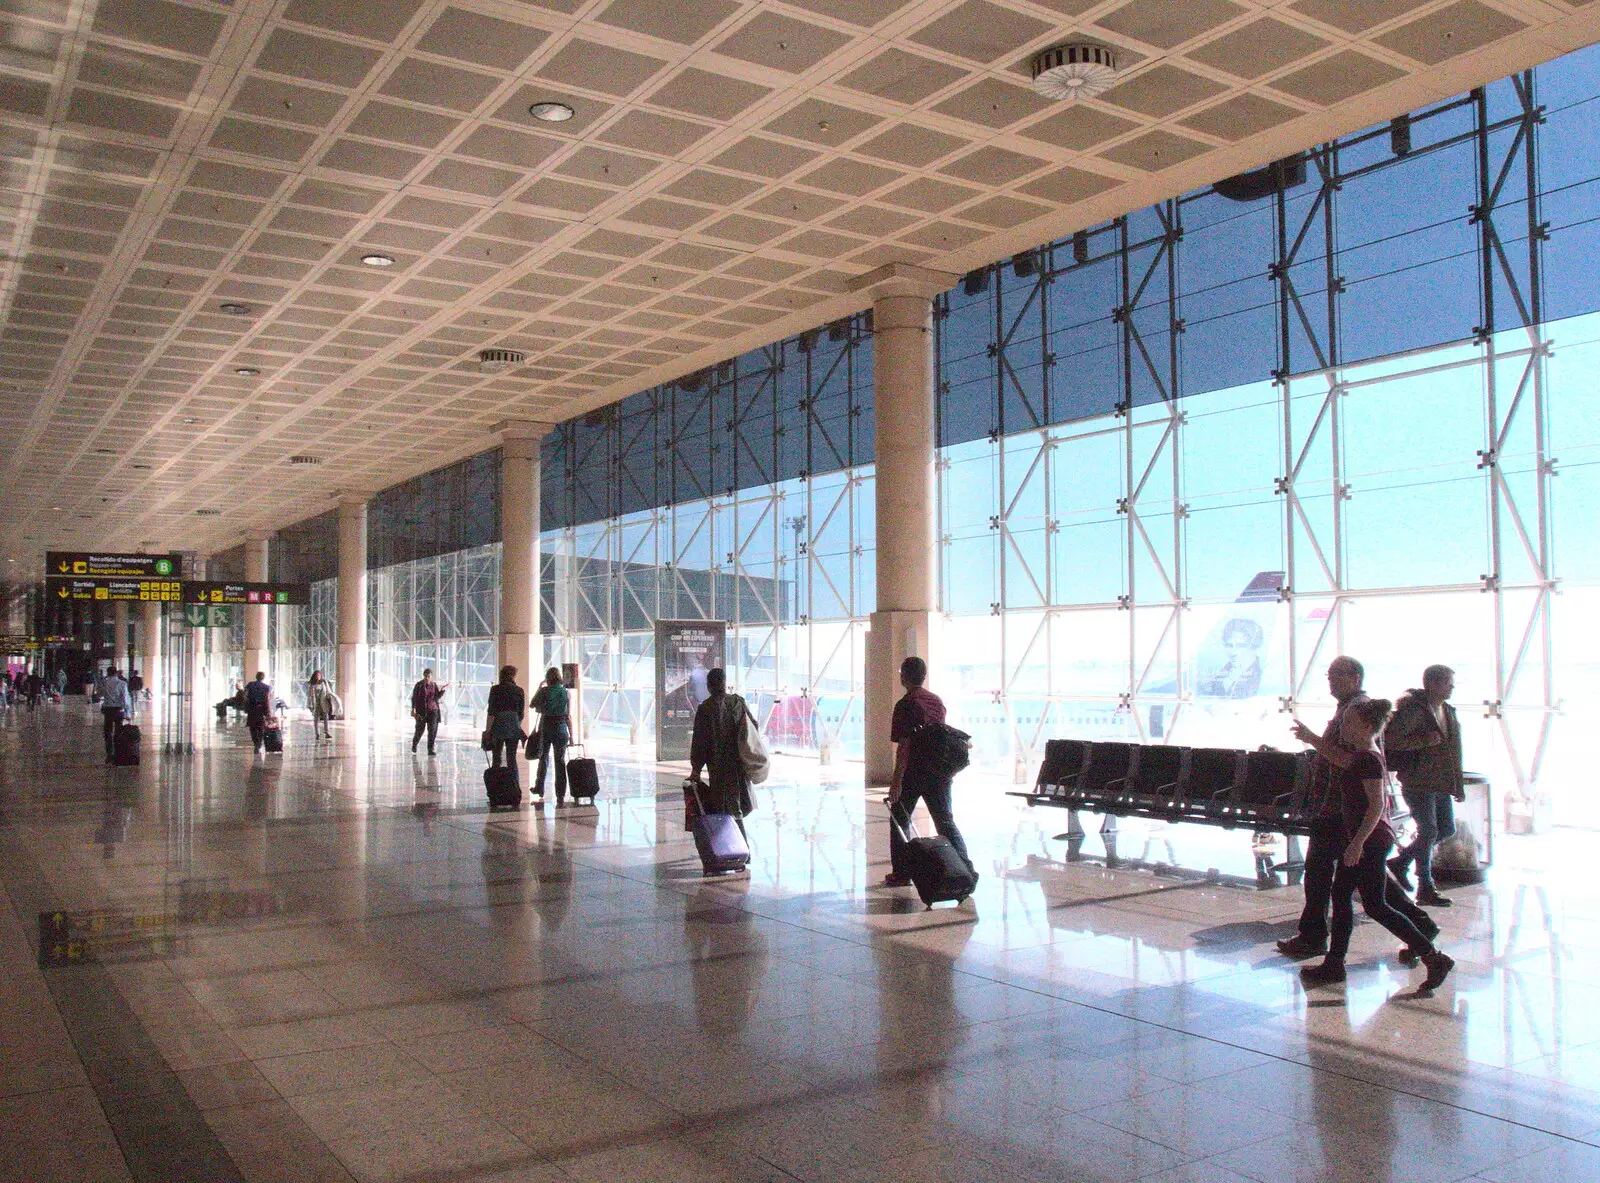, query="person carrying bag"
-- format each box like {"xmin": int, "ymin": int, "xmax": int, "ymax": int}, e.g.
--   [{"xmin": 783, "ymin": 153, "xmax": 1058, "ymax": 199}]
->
[{"xmin": 527, "ymin": 668, "xmax": 572, "ymax": 804}]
